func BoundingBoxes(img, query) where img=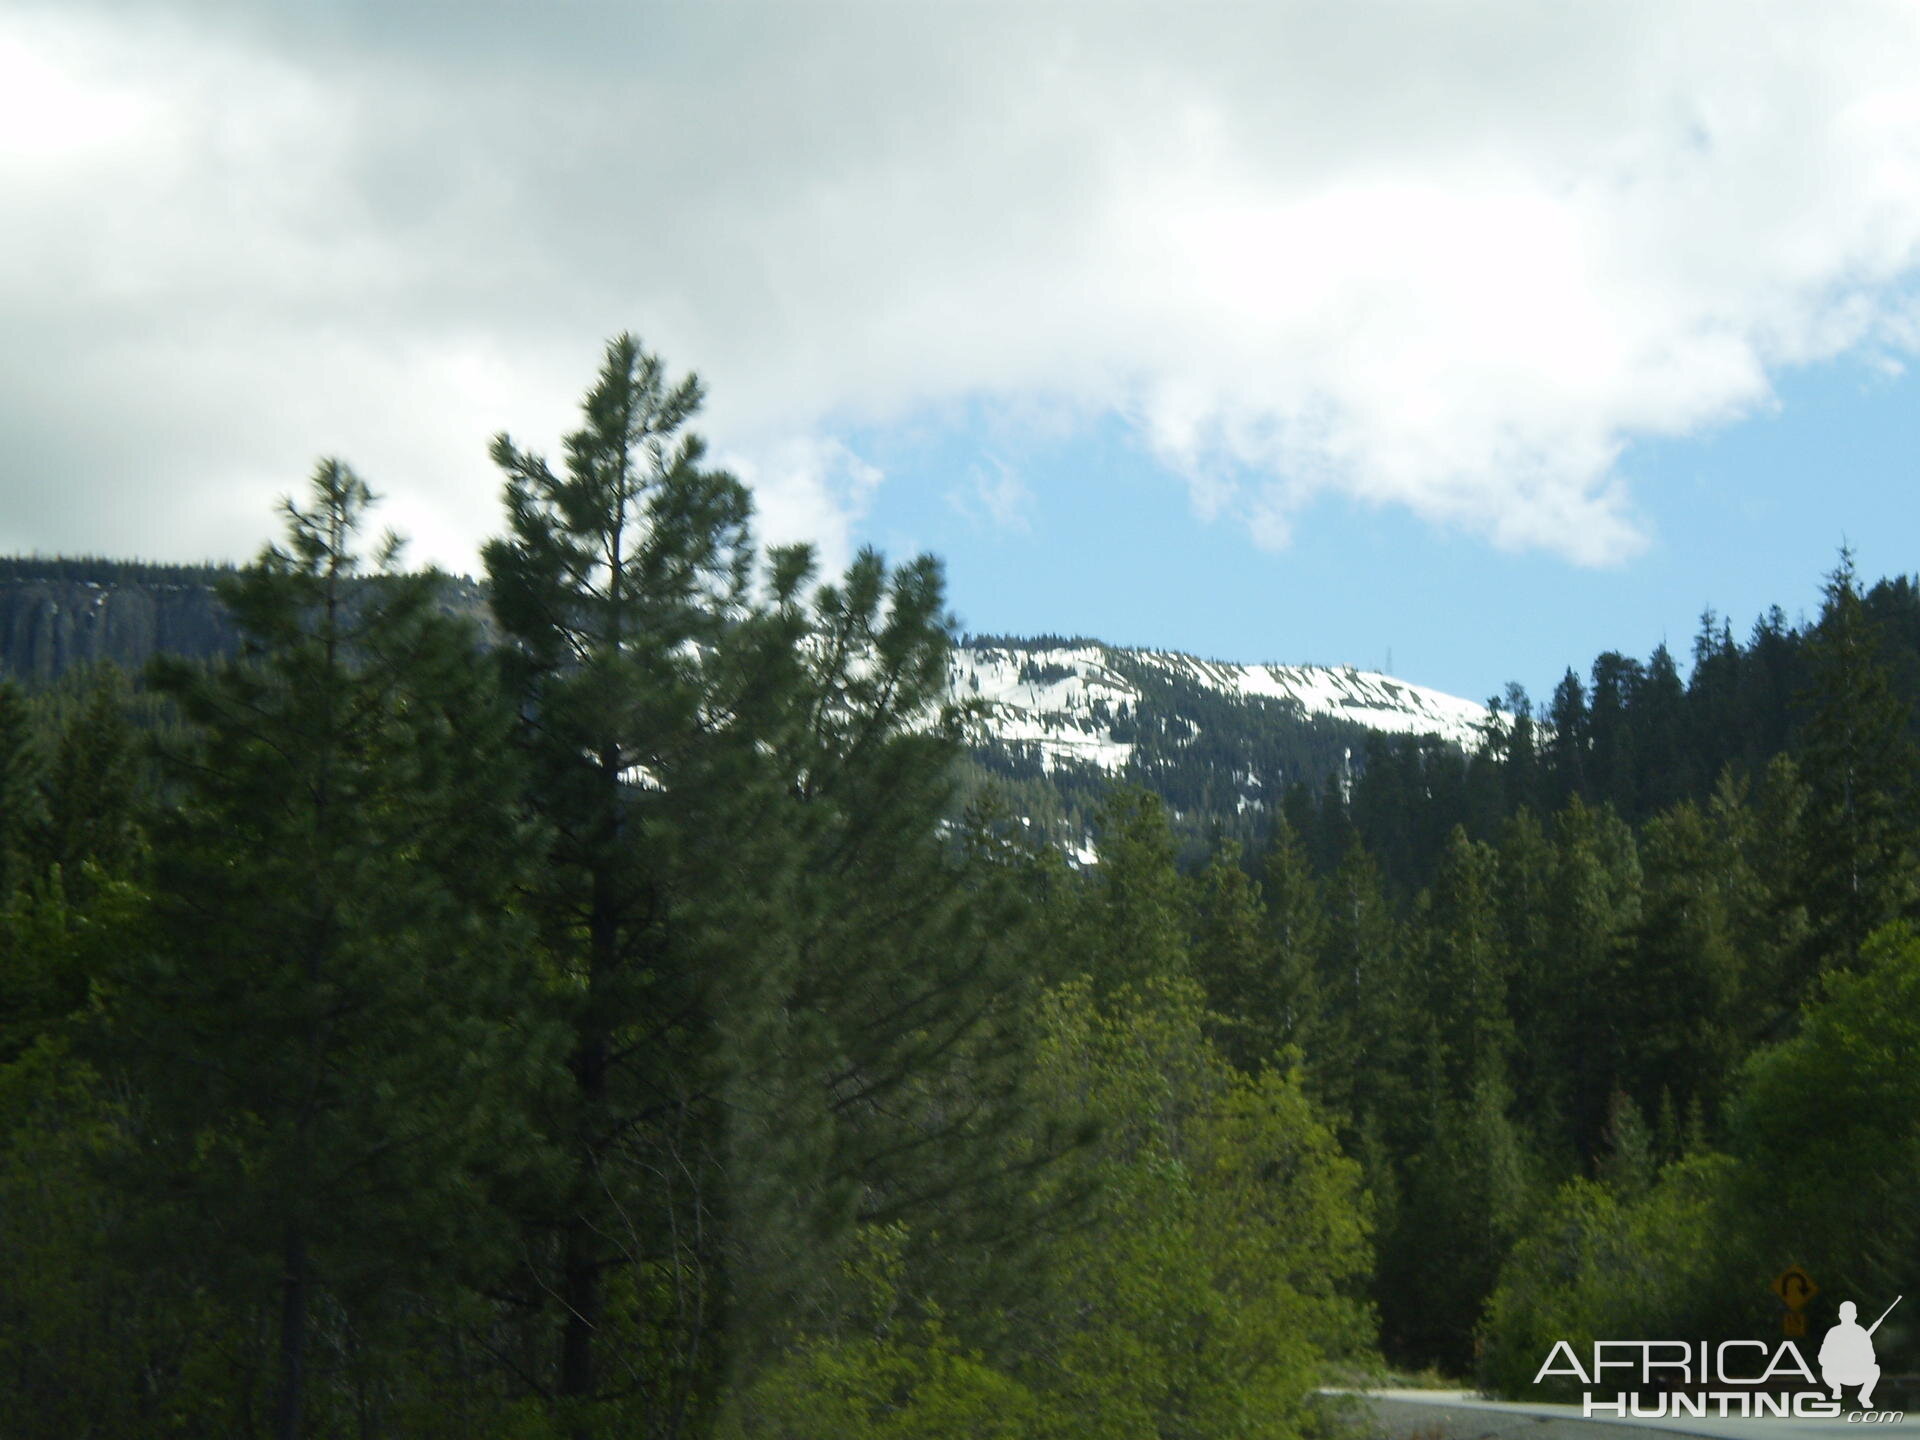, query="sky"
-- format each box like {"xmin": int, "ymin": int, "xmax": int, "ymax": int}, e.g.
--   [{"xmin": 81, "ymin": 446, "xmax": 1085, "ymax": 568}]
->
[{"xmin": 6, "ymin": 1, "xmax": 1920, "ymax": 706}]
